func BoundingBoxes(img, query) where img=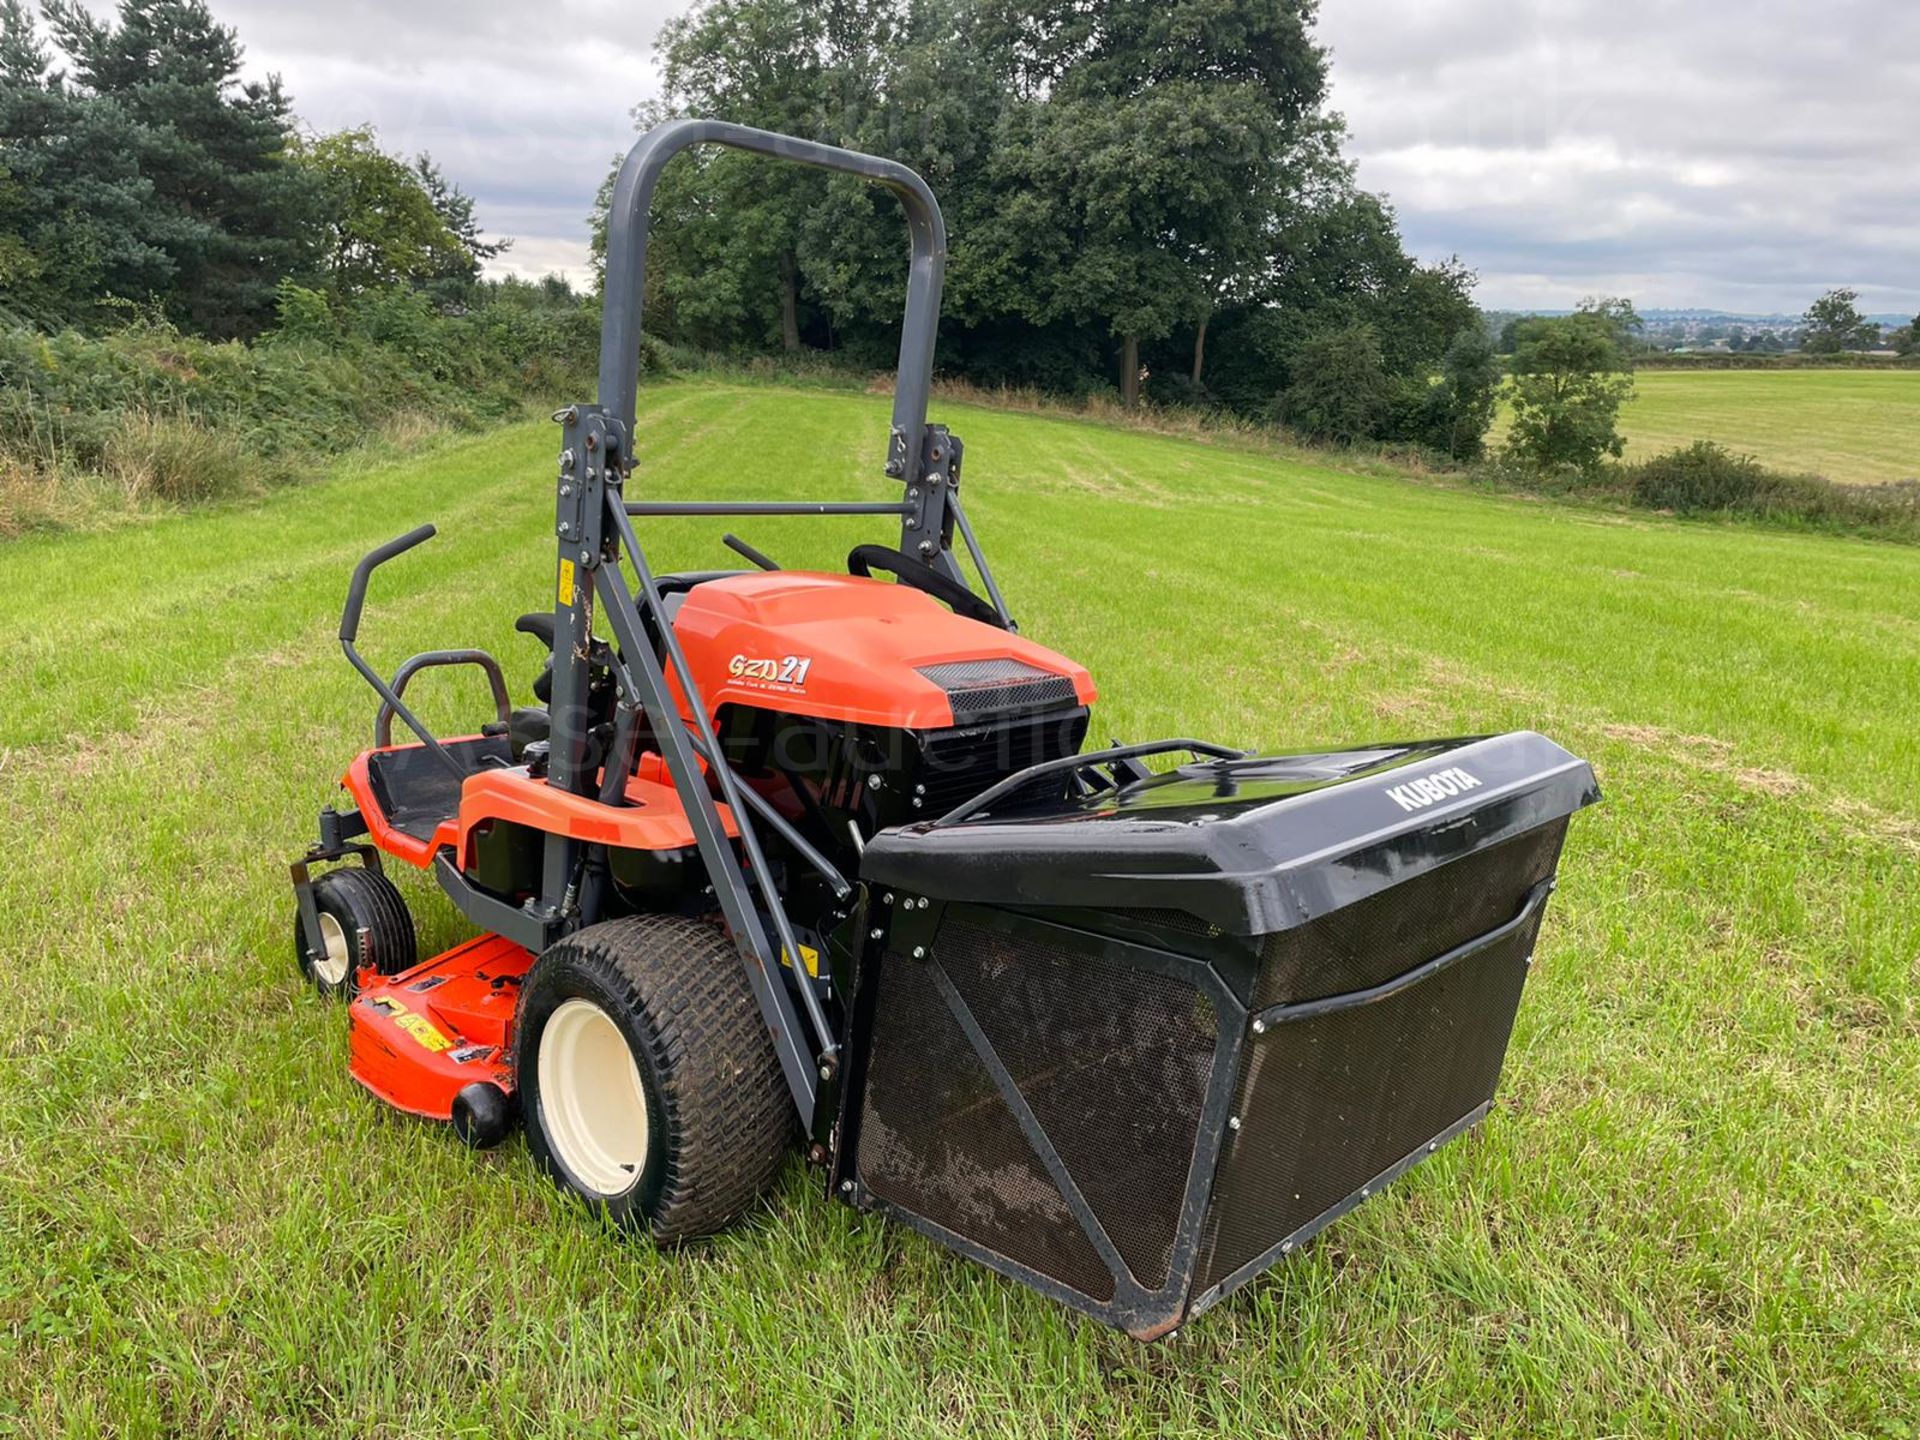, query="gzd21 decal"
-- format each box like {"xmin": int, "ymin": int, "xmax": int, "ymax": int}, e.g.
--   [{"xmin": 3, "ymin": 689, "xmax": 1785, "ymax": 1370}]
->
[{"xmin": 728, "ymin": 653, "xmax": 813, "ymax": 691}]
